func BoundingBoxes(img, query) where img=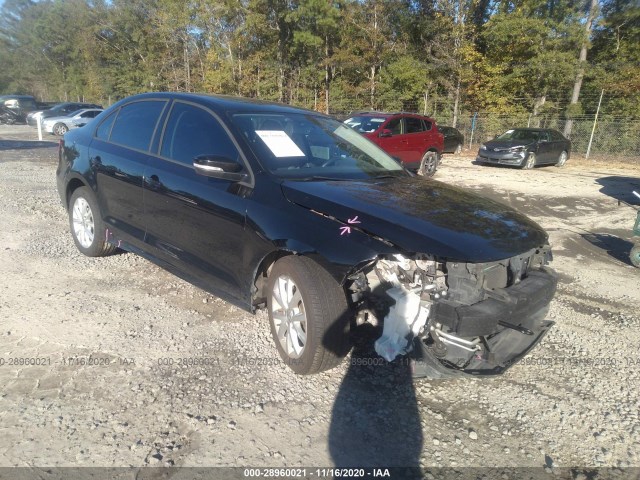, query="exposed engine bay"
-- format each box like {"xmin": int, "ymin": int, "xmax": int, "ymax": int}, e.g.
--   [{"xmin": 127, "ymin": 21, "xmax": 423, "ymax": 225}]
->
[{"xmin": 347, "ymin": 245, "xmax": 557, "ymax": 378}]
